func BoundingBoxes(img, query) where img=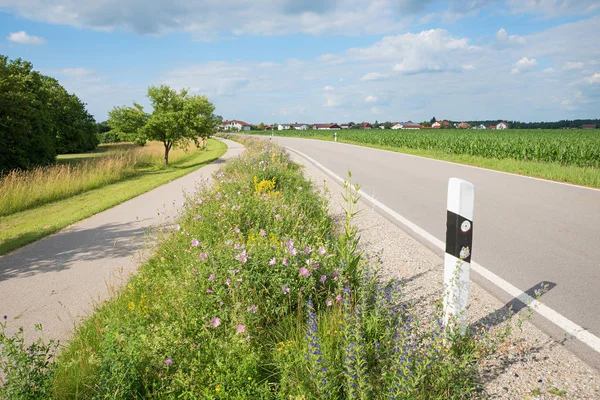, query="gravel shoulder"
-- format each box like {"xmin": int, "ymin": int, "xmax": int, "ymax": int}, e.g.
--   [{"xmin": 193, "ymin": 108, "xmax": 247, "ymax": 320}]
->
[{"xmin": 287, "ymin": 149, "xmax": 600, "ymax": 399}]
